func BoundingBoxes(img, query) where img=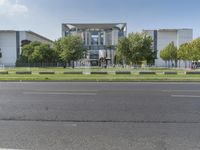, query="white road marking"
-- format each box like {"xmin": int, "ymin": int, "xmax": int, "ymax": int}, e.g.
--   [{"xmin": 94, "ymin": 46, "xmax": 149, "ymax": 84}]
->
[
  {"xmin": 43, "ymin": 122, "xmax": 77, "ymax": 127},
  {"xmin": 32, "ymin": 89, "xmax": 98, "ymax": 92},
  {"xmin": 163, "ymin": 90, "xmax": 200, "ymax": 92},
  {"xmin": 122, "ymin": 82, "xmax": 200, "ymax": 85},
  {"xmin": 67, "ymin": 123, "xmax": 77, "ymax": 127},
  {"xmin": 23, "ymin": 92, "xmax": 96, "ymax": 96},
  {"xmin": 171, "ymin": 95, "xmax": 200, "ymax": 98},
  {"xmin": 0, "ymin": 149, "xmax": 25, "ymax": 150}
]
